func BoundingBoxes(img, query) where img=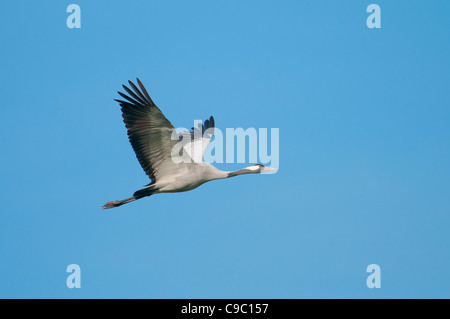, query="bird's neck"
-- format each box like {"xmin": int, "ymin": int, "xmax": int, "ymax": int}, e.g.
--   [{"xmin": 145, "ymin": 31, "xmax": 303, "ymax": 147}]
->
[
  {"xmin": 199, "ymin": 163, "xmax": 229, "ymax": 181},
  {"xmin": 227, "ymin": 168, "xmax": 256, "ymax": 178},
  {"xmin": 199, "ymin": 164, "xmax": 257, "ymax": 180}
]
